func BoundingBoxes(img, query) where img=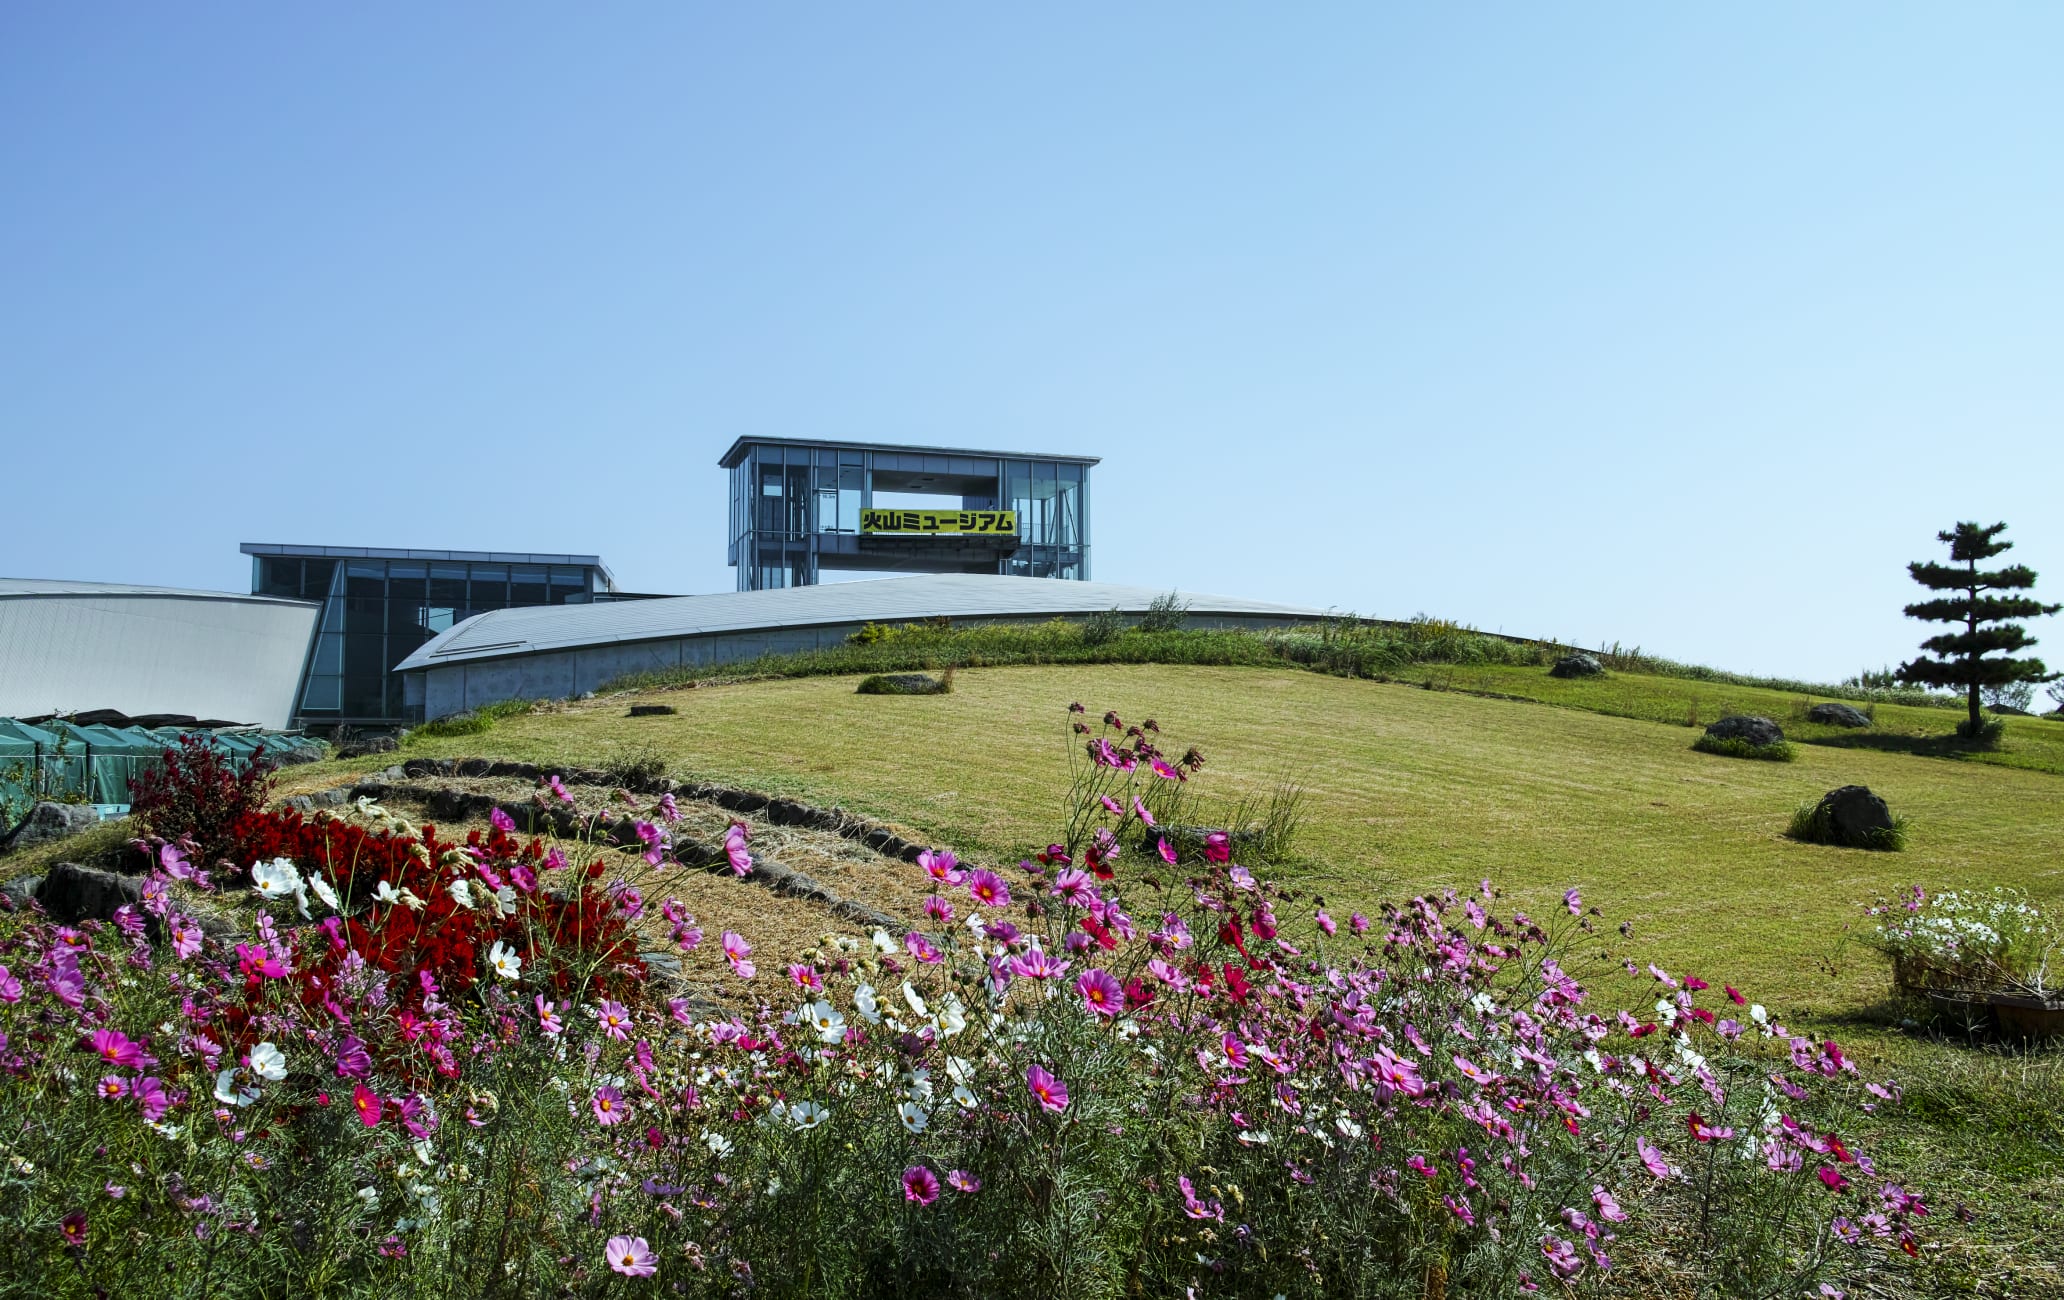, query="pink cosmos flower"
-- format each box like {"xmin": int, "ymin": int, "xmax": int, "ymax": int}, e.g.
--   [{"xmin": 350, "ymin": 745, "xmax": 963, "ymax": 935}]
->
[
  {"xmin": 1565, "ymin": 887, "xmax": 1583, "ymax": 915},
  {"xmin": 1541, "ymin": 1233, "xmax": 1583, "ymax": 1280},
  {"xmin": 905, "ymin": 932, "xmax": 942, "ymax": 964},
  {"xmin": 1444, "ymin": 1193, "xmax": 1475, "ymax": 1226},
  {"xmin": 0, "ymin": 965, "xmax": 21, "ymax": 1003},
  {"xmin": 787, "ymin": 963, "xmax": 823, "ymax": 993},
  {"xmin": 1350, "ymin": 911, "xmax": 1370, "ymax": 935},
  {"xmin": 1050, "ymin": 868, "xmax": 1095, "ymax": 906},
  {"xmin": 723, "ymin": 823, "xmax": 752, "ymax": 876},
  {"xmin": 946, "ymin": 1169, "xmax": 981, "ymax": 1193},
  {"xmin": 353, "ymin": 1082, "xmax": 382, "ymax": 1128},
  {"xmin": 1132, "ymin": 795, "xmax": 1155, "ymax": 826},
  {"xmin": 606, "ymin": 1234, "xmax": 657, "ymax": 1277},
  {"xmin": 592, "ymin": 1085, "xmax": 628, "ymax": 1126},
  {"xmin": 657, "ymin": 792, "xmax": 680, "ymax": 823},
  {"xmin": 1099, "ymin": 795, "xmax": 1123, "ymax": 817},
  {"xmin": 1026, "ymin": 1064, "xmax": 1070, "ymax": 1113},
  {"xmin": 722, "ymin": 931, "xmax": 755, "ymax": 979},
  {"xmin": 918, "ymin": 849, "xmax": 962, "ymax": 885},
  {"xmin": 60, "ymin": 1212, "xmax": 87, "ymax": 1249},
  {"xmin": 333, "ymin": 1034, "xmax": 372, "ymax": 1078},
  {"xmin": 902, "ymin": 1165, "xmax": 941, "ymax": 1205},
  {"xmin": 1315, "ymin": 909, "xmax": 1337, "ymax": 937},
  {"xmin": 1178, "ymin": 1175, "xmax": 1224, "ymax": 1220},
  {"xmin": 597, "ymin": 1000, "xmax": 634, "ymax": 1041},
  {"xmin": 1219, "ymin": 1032, "xmax": 1250, "ymax": 1069},
  {"xmin": 1685, "ymin": 1112, "xmax": 1733, "ymax": 1143},
  {"xmin": 1408, "ymin": 1155, "xmax": 1437, "ymax": 1178},
  {"xmin": 923, "ymin": 895, "xmax": 955, "ymax": 924},
  {"xmin": 96, "ymin": 1075, "xmax": 129, "ymax": 1101},
  {"xmin": 1203, "ymin": 831, "xmax": 1231, "ymax": 864},
  {"xmin": 90, "ymin": 1029, "xmax": 151, "ymax": 1070},
  {"xmin": 1151, "ymin": 759, "xmax": 1180, "ymax": 780},
  {"xmin": 546, "ymin": 773, "xmax": 573, "ymax": 803},
  {"xmin": 132, "ymin": 1076, "xmax": 169, "ymax": 1123},
  {"xmin": 1010, "ymin": 949, "xmax": 1071, "ymax": 981},
  {"xmin": 490, "ymin": 807, "xmax": 517, "ymax": 834},
  {"xmin": 1155, "ymin": 837, "xmax": 1178, "ymax": 866},
  {"xmin": 966, "ymin": 870, "xmax": 1010, "ymax": 908},
  {"xmin": 1592, "ymin": 1185, "xmax": 1628, "ymax": 1223},
  {"xmin": 543, "ymin": 848, "xmax": 568, "ymax": 871},
  {"xmin": 1074, "ymin": 969, "xmax": 1123, "ymax": 1018},
  {"xmin": 537, "ymin": 997, "xmax": 565, "ymax": 1036},
  {"xmin": 1145, "ymin": 957, "xmax": 1189, "ymax": 990},
  {"xmin": 1637, "ymin": 1136, "xmax": 1677, "ymax": 1179}
]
